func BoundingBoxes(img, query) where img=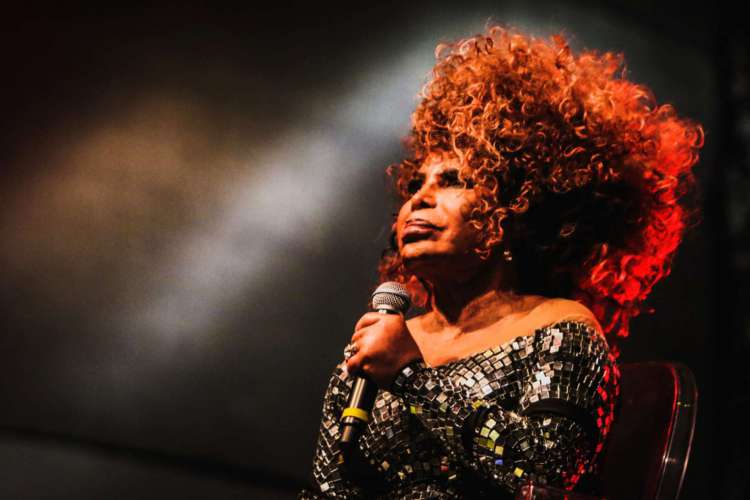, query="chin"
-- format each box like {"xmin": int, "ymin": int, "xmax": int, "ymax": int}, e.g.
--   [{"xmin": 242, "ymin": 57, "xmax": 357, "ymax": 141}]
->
[
  {"xmin": 400, "ymin": 236, "xmax": 460, "ymax": 255},
  {"xmin": 400, "ymin": 247, "xmax": 449, "ymax": 275},
  {"xmin": 401, "ymin": 241, "xmax": 439, "ymax": 260},
  {"xmin": 401, "ymin": 242, "xmax": 483, "ymax": 280}
]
